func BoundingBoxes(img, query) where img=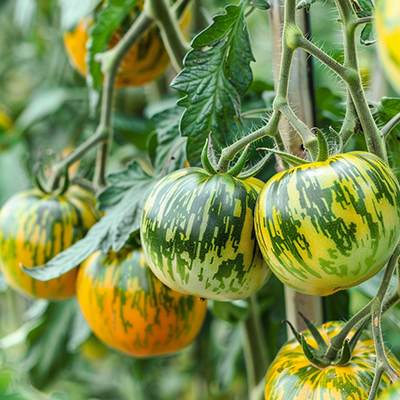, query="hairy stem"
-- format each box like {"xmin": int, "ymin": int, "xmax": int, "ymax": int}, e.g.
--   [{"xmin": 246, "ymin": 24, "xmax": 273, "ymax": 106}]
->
[
  {"xmin": 240, "ymin": 295, "xmax": 269, "ymax": 399},
  {"xmin": 382, "ymin": 112, "xmax": 400, "ymax": 139},
  {"xmin": 334, "ymin": 0, "xmax": 387, "ymax": 161},
  {"xmin": 326, "ymin": 246, "xmax": 400, "ymax": 362},
  {"xmin": 146, "ymin": 0, "xmax": 190, "ymax": 71}
]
